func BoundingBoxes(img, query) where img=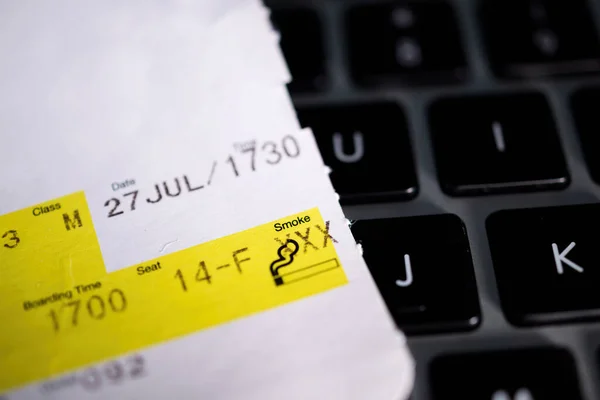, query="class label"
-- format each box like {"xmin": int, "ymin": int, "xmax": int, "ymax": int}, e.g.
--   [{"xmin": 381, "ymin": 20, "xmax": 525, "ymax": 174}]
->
[{"xmin": 0, "ymin": 192, "xmax": 347, "ymax": 392}]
